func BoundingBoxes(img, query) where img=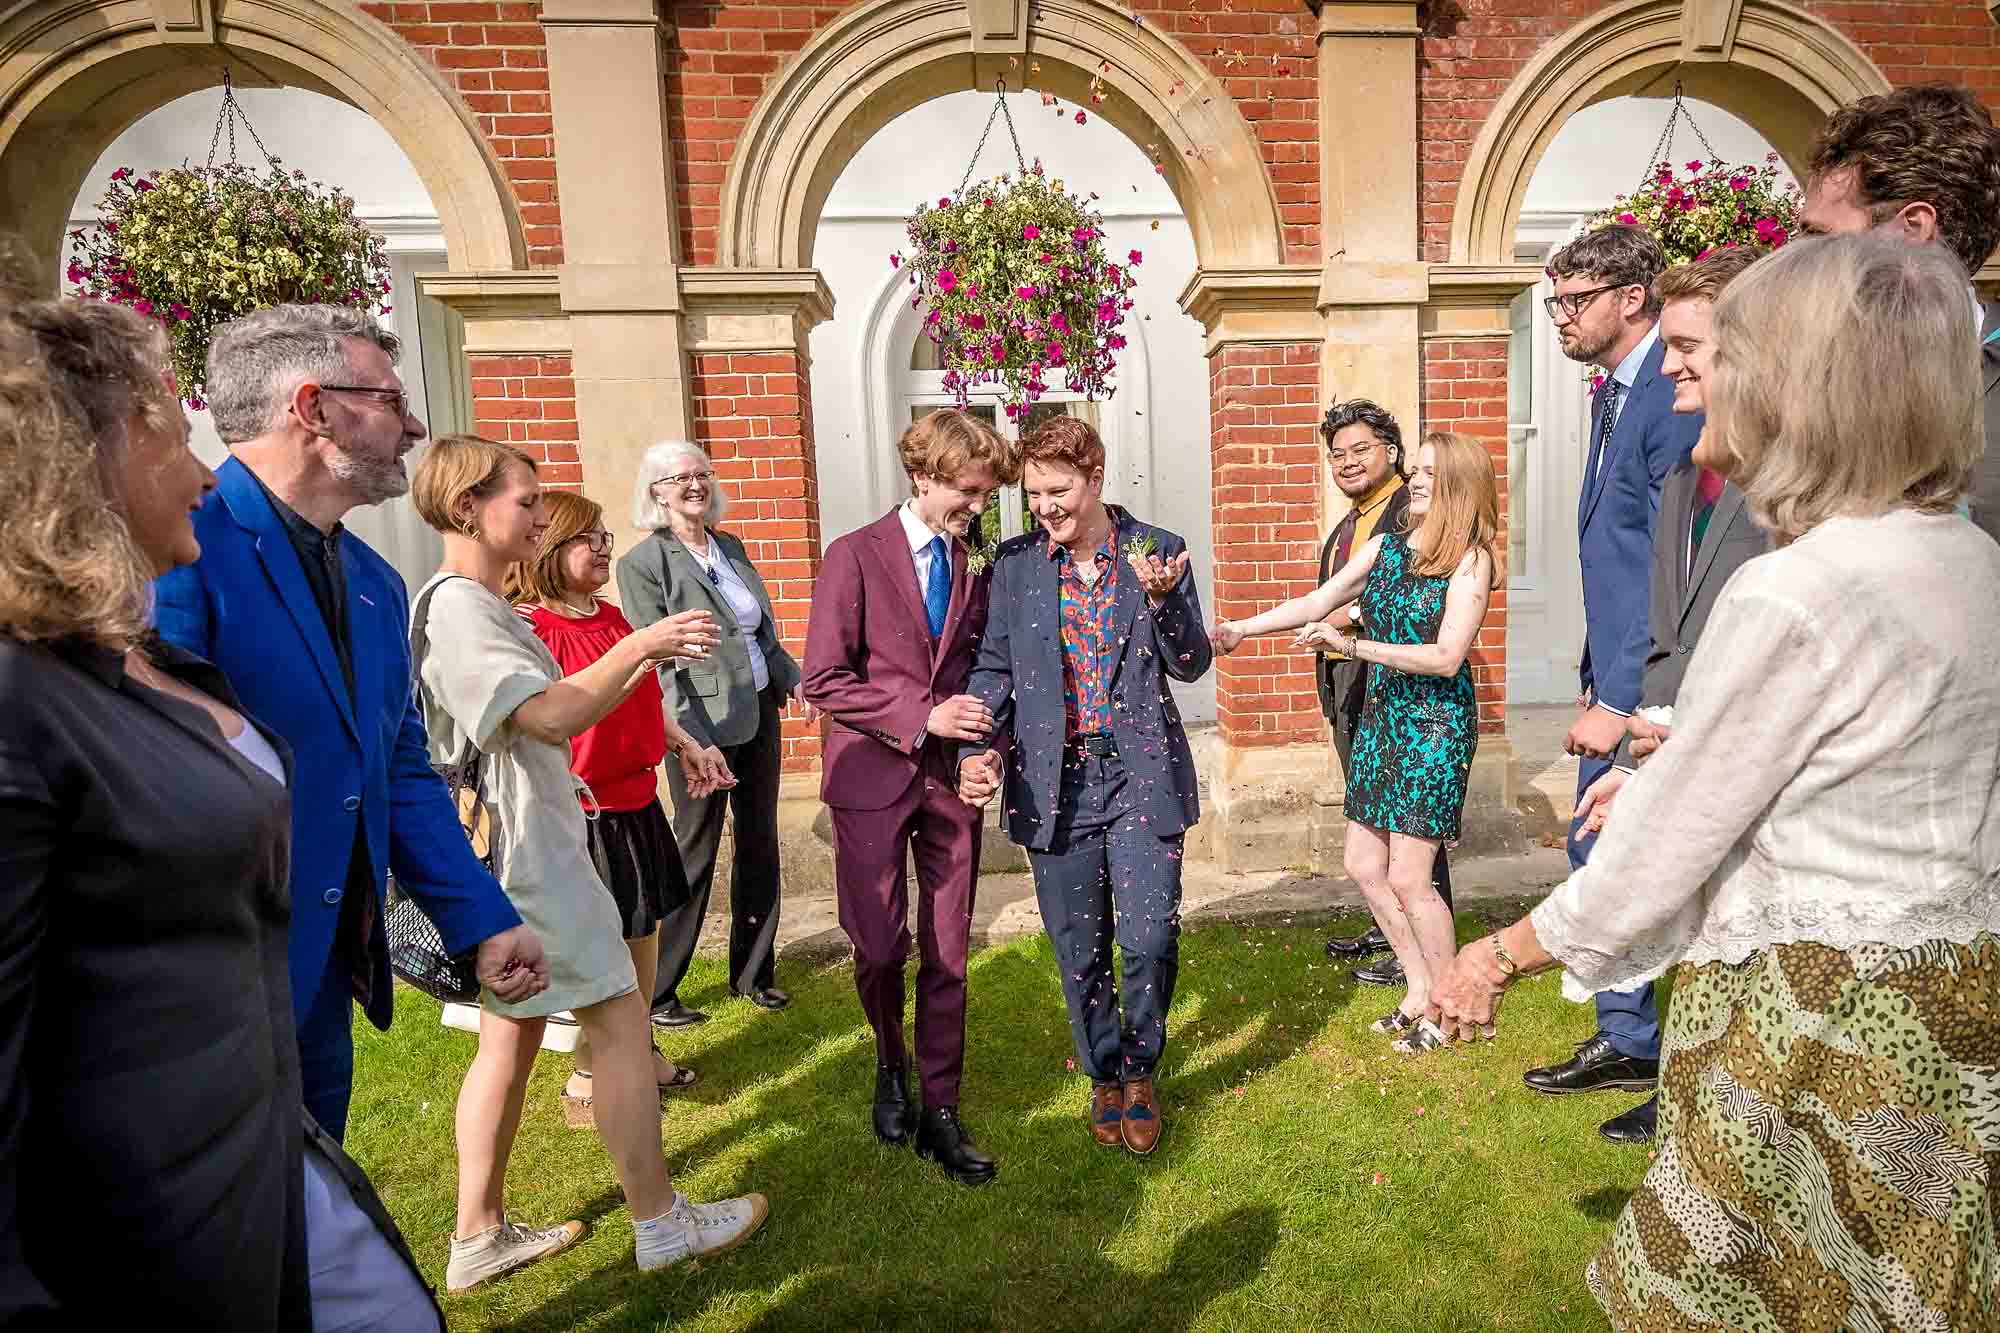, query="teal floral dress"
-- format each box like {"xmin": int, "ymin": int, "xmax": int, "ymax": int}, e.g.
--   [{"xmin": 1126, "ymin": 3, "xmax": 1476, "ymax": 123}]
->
[{"xmin": 1343, "ymin": 530, "xmax": 1477, "ymax": 841}]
